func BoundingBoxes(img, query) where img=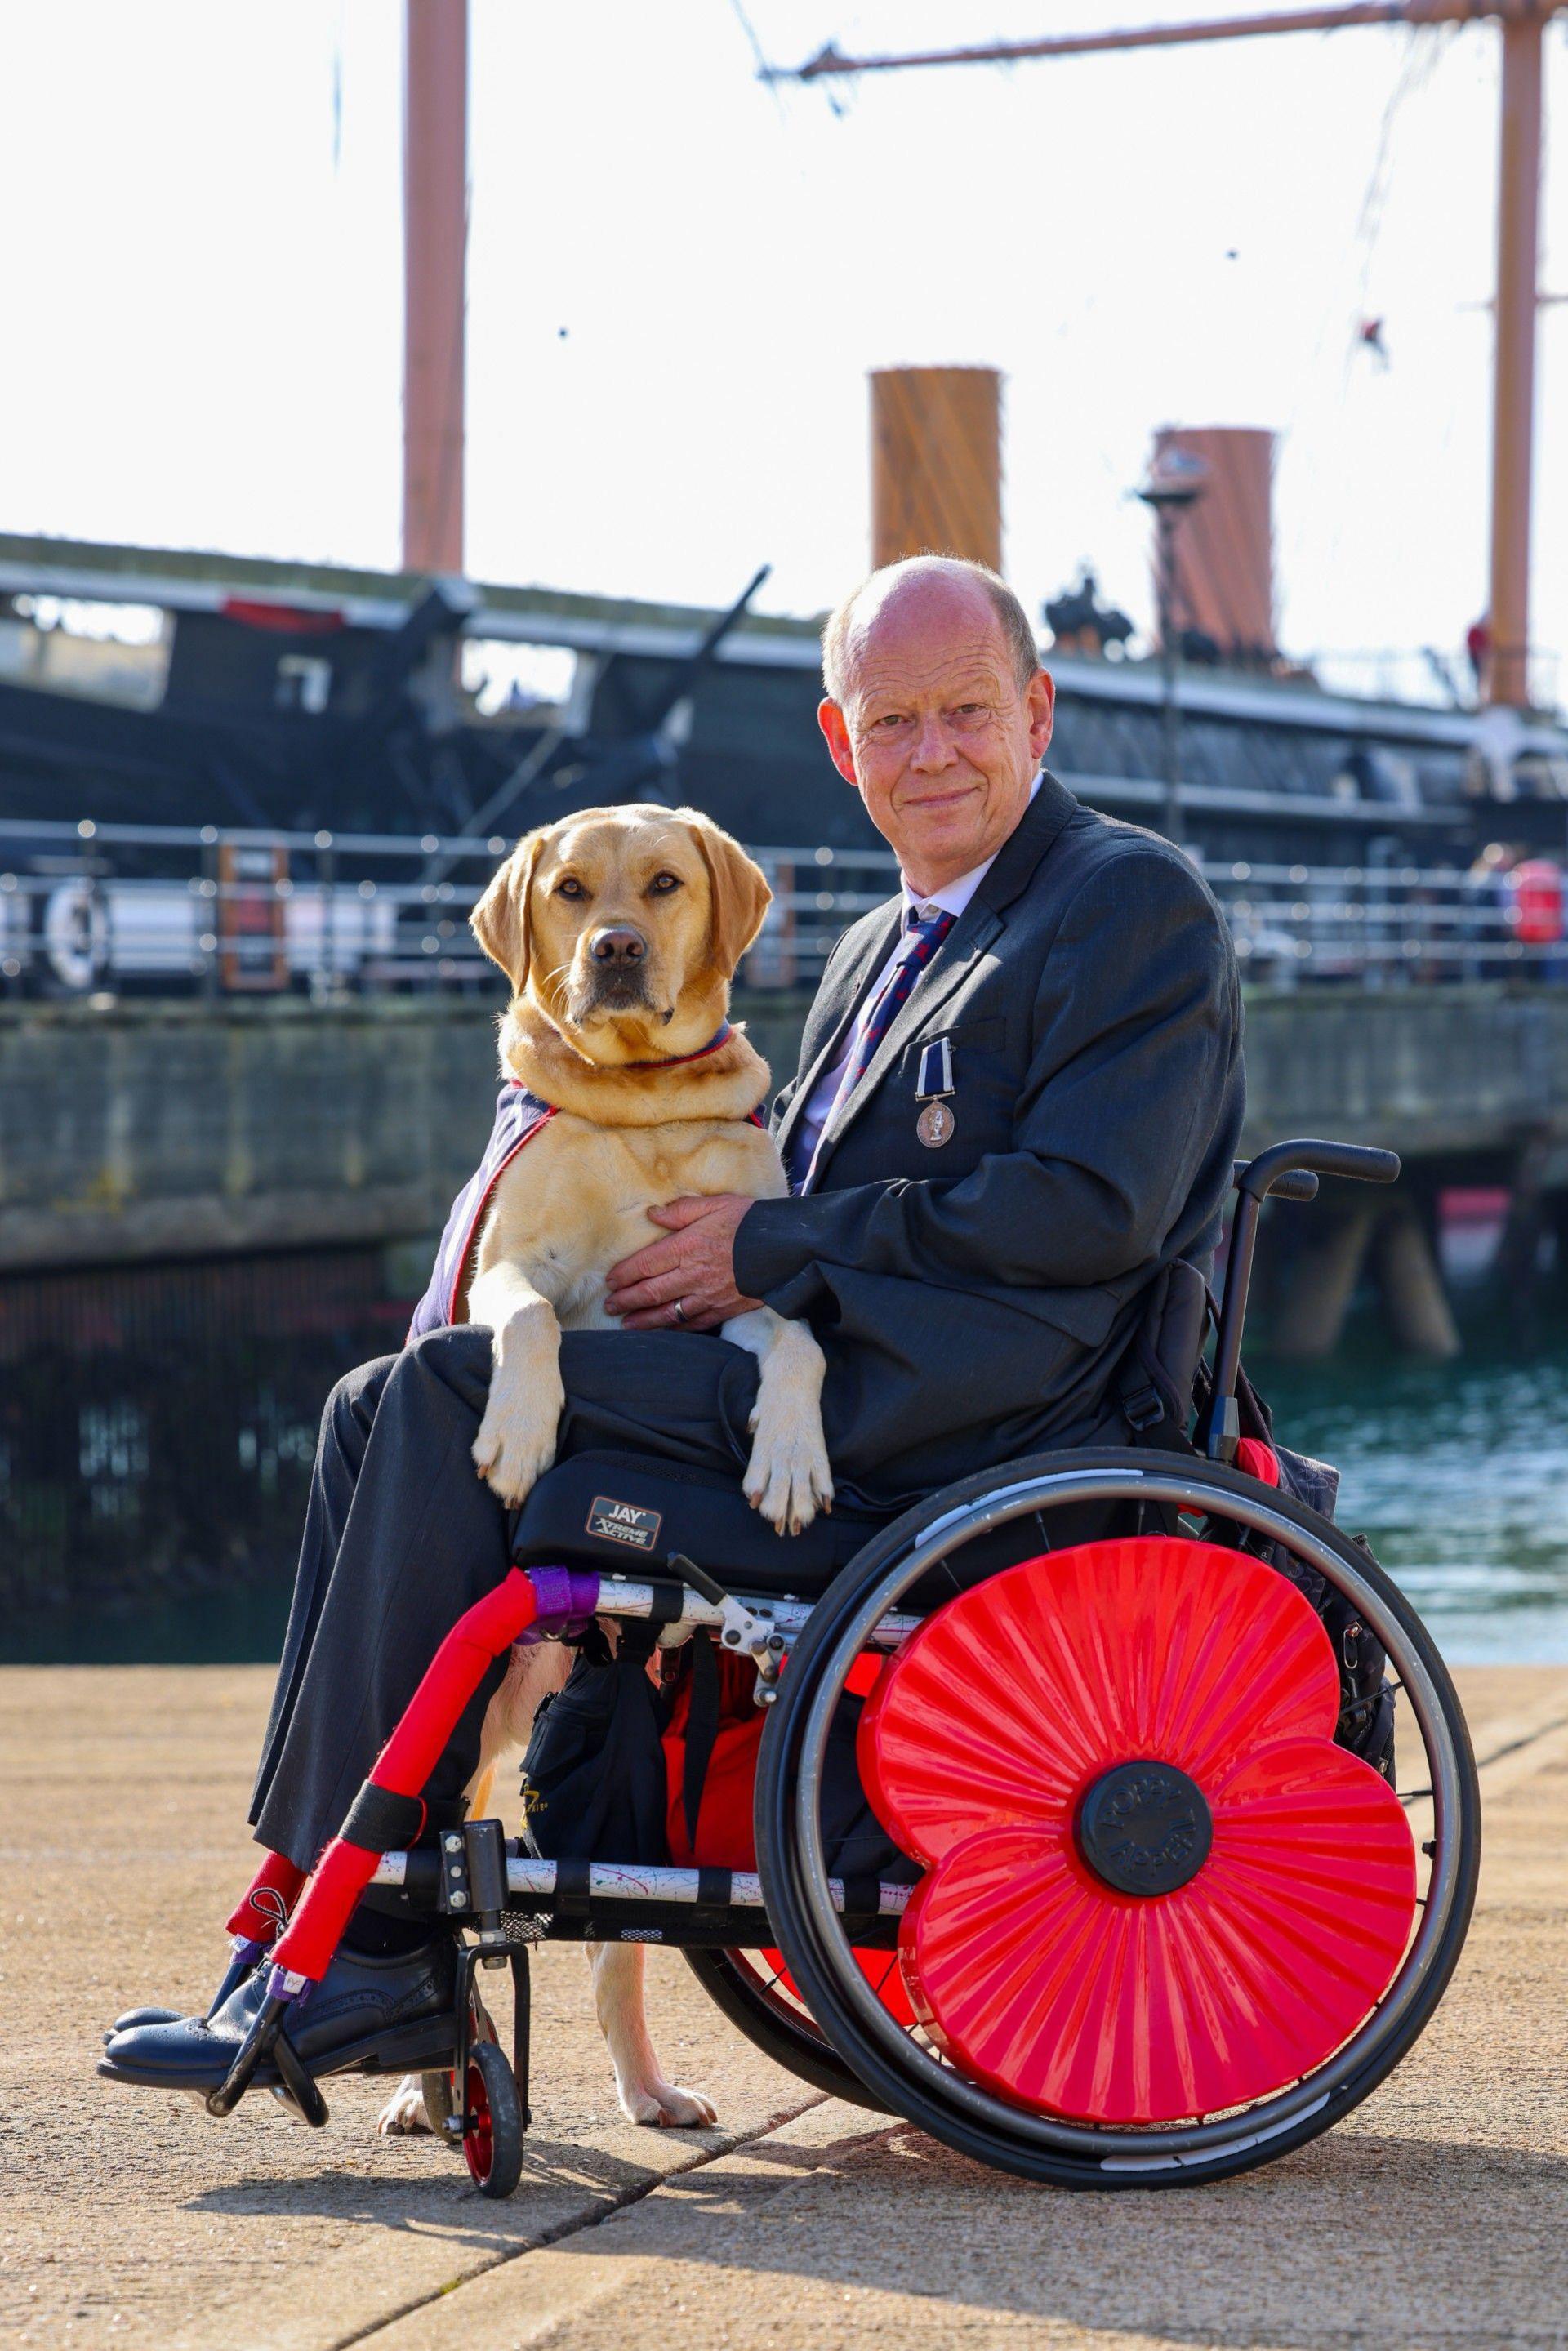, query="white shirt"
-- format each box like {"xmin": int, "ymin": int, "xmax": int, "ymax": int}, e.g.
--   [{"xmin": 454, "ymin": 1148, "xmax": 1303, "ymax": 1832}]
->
[{"xmin": 792, "ymin": 774, "xmax": 1042, "ymax": 1189}]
